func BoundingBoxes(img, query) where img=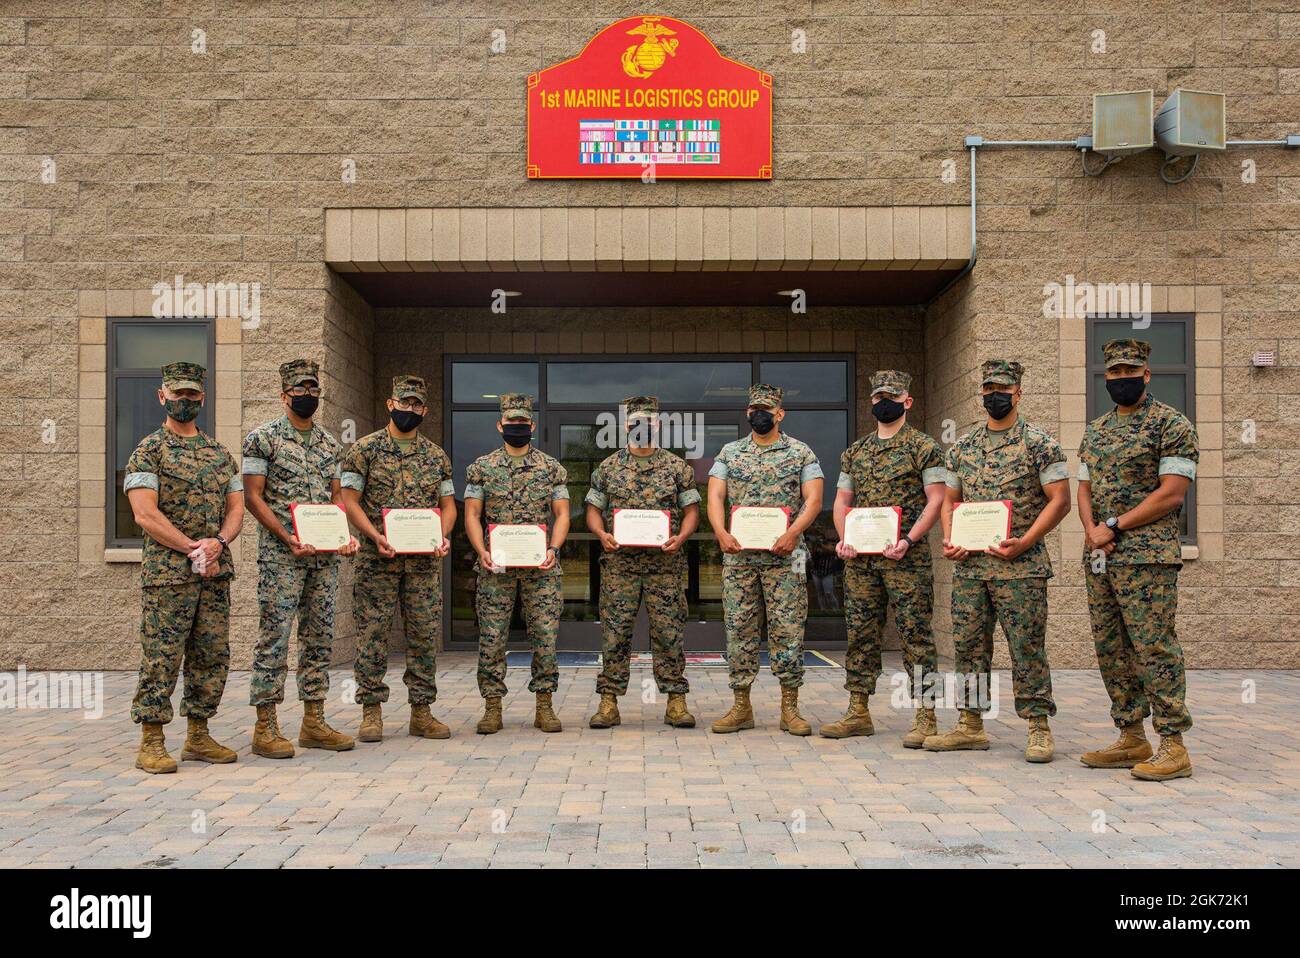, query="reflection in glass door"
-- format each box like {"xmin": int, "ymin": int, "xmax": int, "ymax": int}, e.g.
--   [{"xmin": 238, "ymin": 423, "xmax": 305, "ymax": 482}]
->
[
  {"xmin": 548, "ymin": 411, "xmax": 742, "ymax": 651},
  {"xmin": 443, "ymin": 355, "xmax": 854, "ymax": 650}
]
